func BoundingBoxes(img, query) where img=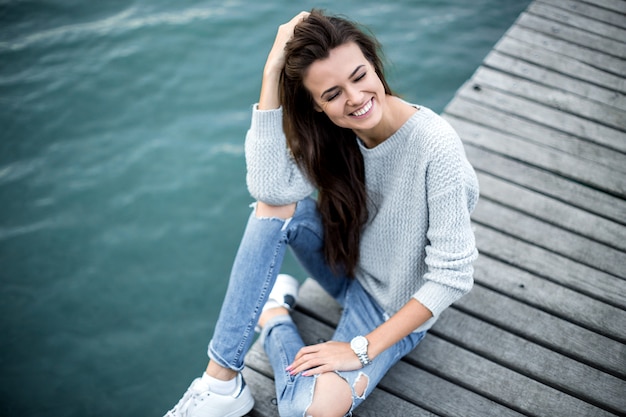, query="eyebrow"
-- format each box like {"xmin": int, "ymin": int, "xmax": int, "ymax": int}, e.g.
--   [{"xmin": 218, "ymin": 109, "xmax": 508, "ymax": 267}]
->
[{"xmin": 321, "ymin": 64, "xmax": 366, "ymax": 99}]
